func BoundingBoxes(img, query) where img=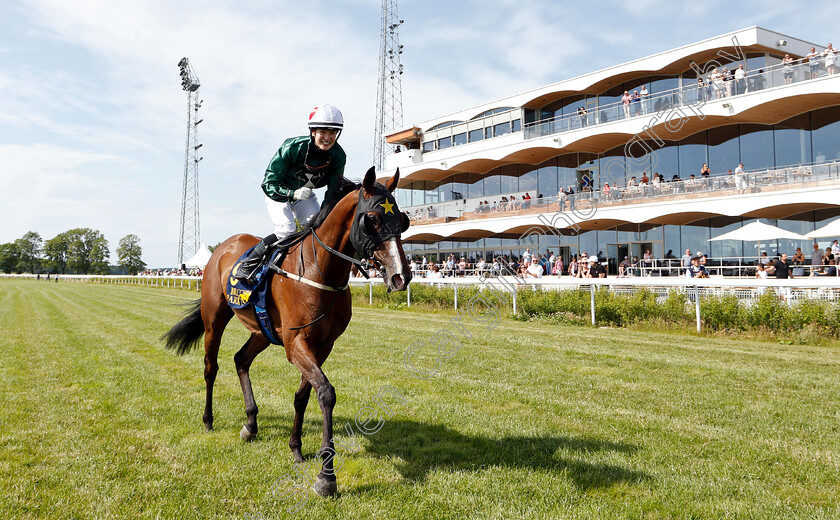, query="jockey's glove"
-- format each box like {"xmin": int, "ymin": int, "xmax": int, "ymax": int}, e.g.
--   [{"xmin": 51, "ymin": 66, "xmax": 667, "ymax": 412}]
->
[{"xmin": 293, "ymin": 187, "xmax": 313, "ymax": 200}]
